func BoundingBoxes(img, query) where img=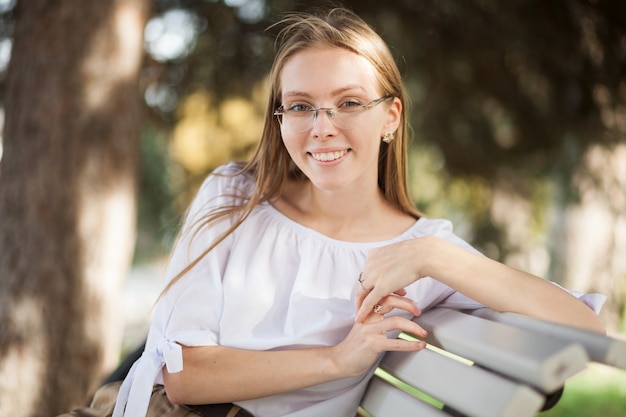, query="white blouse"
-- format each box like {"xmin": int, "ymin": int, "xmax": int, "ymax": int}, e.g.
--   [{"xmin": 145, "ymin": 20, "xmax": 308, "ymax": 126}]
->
[{"xmin": 113, "ymin": 163, "xmax": 604, "ymax": 417}]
